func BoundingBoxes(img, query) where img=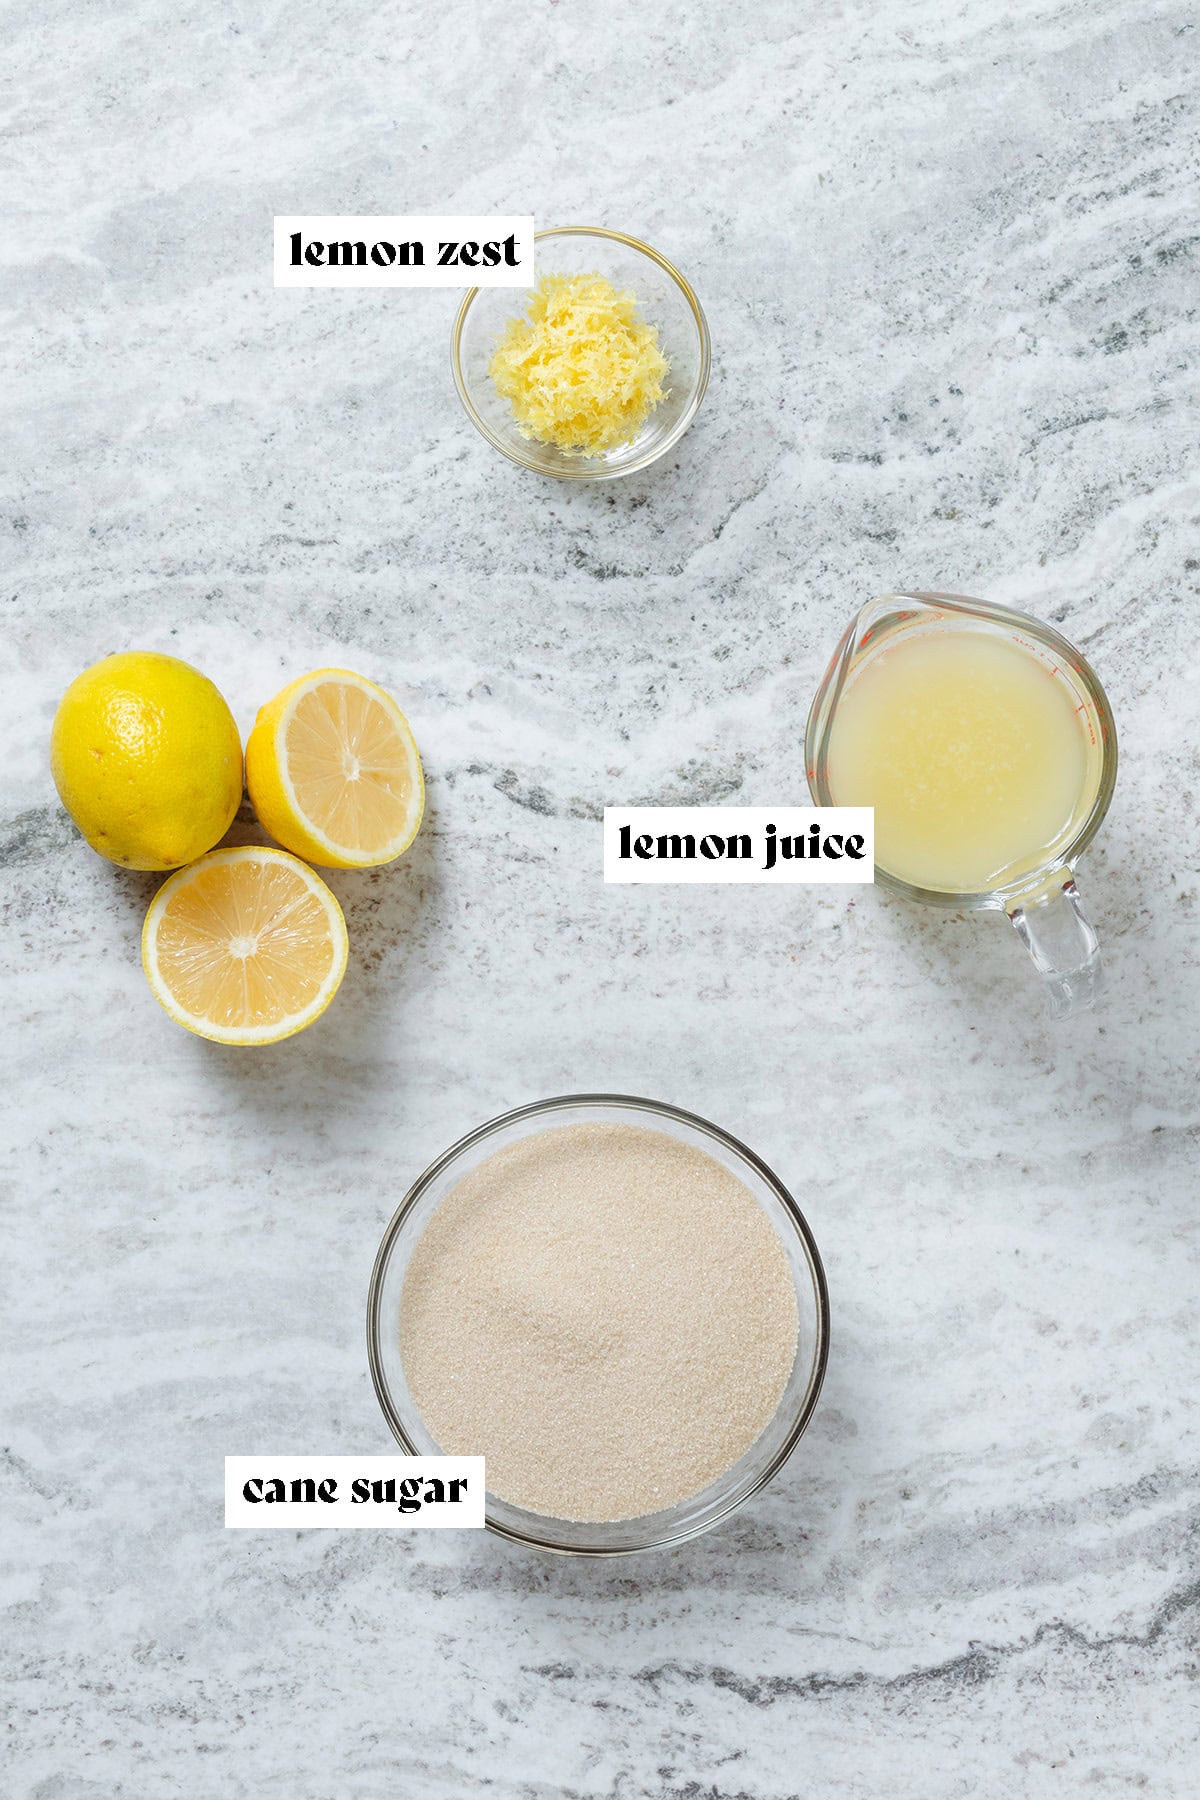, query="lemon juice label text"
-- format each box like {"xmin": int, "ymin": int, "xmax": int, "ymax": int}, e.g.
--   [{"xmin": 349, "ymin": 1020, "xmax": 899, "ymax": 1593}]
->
[{"xmin": 604, "ymin": 807, "xmax": 874, "ymax": 883}]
